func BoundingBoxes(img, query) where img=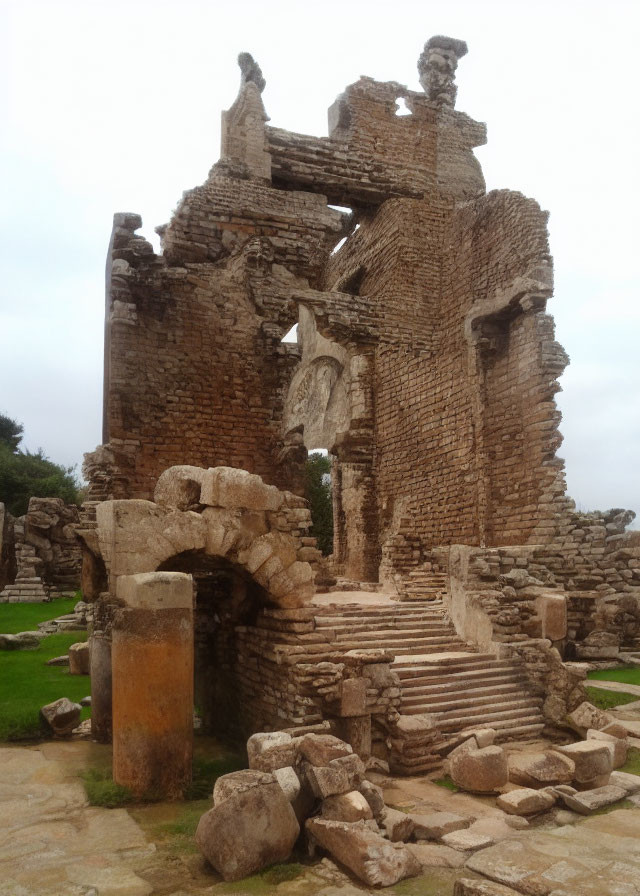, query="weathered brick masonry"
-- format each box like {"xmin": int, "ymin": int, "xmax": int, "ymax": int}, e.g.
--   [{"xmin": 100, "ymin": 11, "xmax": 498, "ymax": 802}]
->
[{"xmin": 86, "ymin": 37, "xmax": 638, "ymax": 636}]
